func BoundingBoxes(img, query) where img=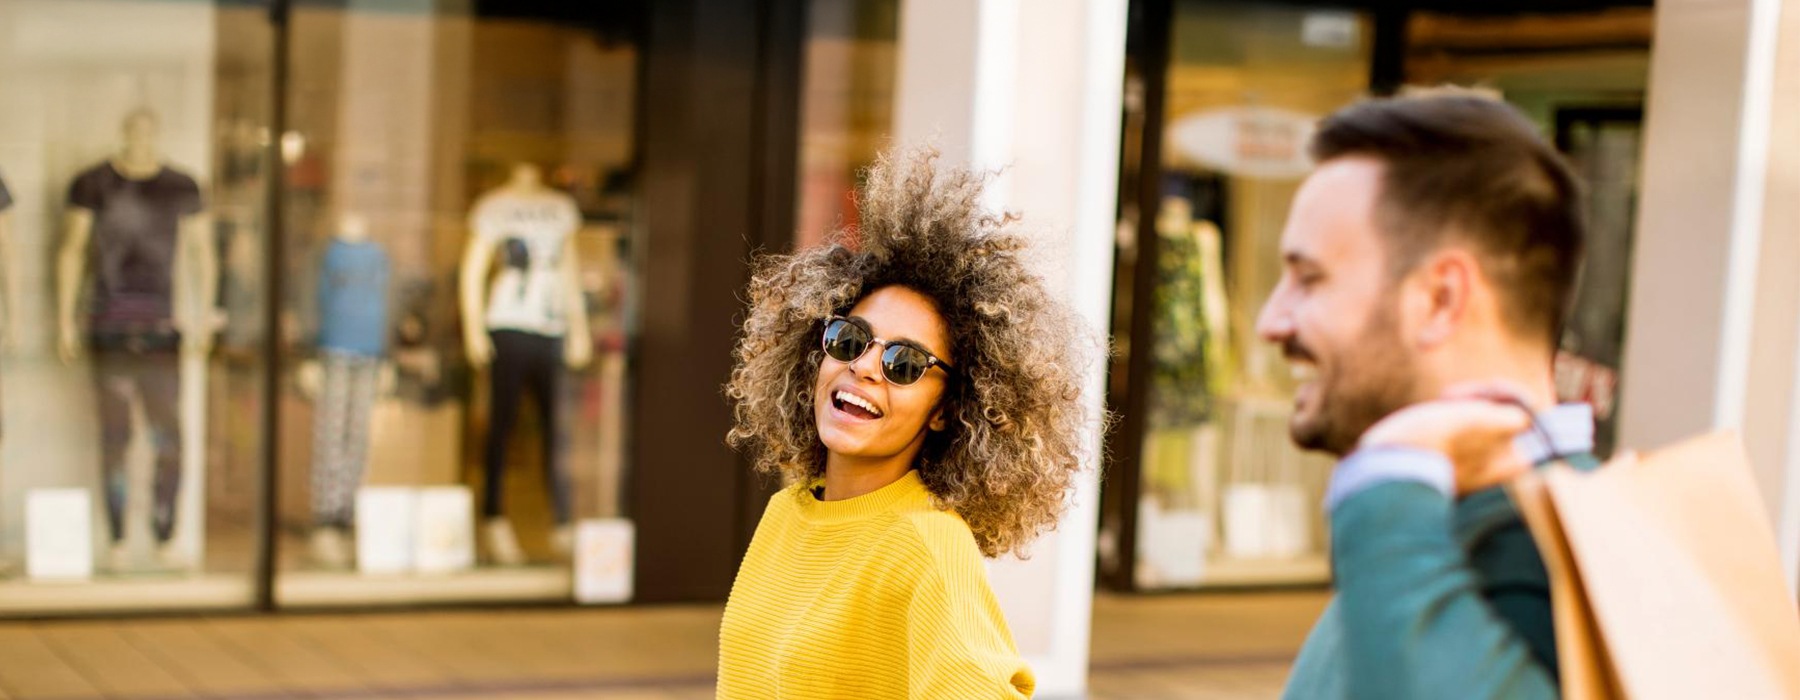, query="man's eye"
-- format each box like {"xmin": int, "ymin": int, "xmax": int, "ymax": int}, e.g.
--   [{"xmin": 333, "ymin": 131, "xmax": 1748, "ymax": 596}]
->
[{"xmin": 1296, "ymin": 272, "xmax": 1324, "ymax": 287}]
